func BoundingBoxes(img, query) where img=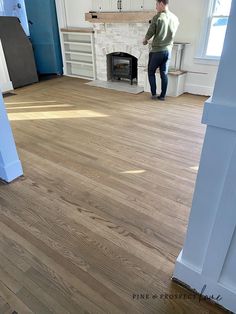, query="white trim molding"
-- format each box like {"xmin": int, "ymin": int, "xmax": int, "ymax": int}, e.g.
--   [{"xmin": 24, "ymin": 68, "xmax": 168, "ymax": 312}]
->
[
  {"xmin": 0, "ymin": 39, "xmax": 13, "ymax": 93},
  {"xmin": 55, "ymin": 0, "xmax": 67, "ymax": 29},
  {"xmin": 184, "ymin": 84, "xmax": 213, "ymax": 96}
]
